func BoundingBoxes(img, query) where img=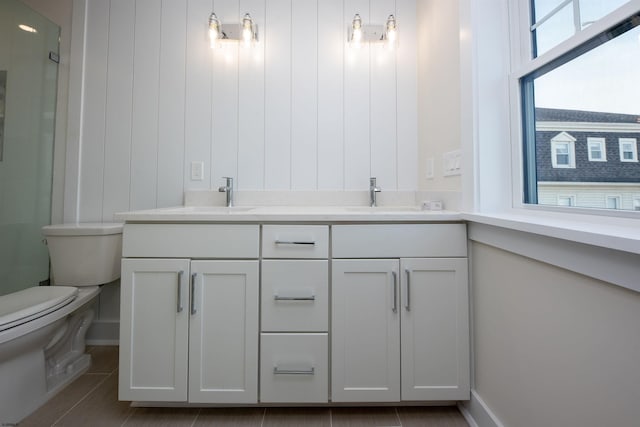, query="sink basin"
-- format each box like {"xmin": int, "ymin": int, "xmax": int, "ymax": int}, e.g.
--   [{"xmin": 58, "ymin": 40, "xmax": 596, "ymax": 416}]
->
[{"xmin": 346, "ymin": 206, "xmax": 423, "ymax": 213}]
